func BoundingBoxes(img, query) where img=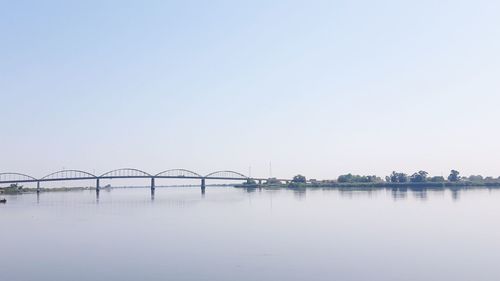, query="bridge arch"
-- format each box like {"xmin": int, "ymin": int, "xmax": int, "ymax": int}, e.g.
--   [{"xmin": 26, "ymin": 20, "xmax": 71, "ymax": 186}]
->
[
  {"xmin": 99, "ymin": 168, "xmax": 152, "ymax": 178},
  {"xmin": 205, "ymin": 170, "xmax": 248, "ymax": 179},
  {"xmin": 41, "ymin": 170, "xmax": 96, "ymax": 181},
  {"xmin": 0, "ymin": 172, "xmax": 38, "ymax": 183},
  {"xmin": 155, "ymin": 169, "xmax": 202, "ymax": 178}
]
